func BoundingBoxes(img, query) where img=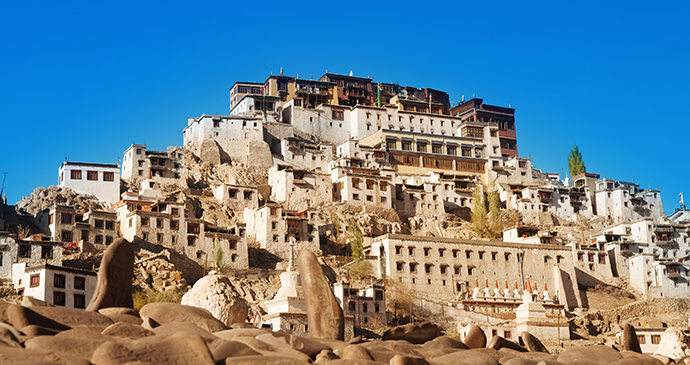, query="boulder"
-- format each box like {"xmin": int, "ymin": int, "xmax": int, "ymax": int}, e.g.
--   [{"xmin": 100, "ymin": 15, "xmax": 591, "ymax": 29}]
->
[
  {"xmin": 29, "ymin": 306, "xmax": 114, "ymax": 331},
  {"xmin": 382, "ymin": 322, "xmax": 440, "ymax": 344},
  {"xmin": 139, "ymin": 302, "xmax": 227, "ymax": 333},
  {"xmin": 220, "ymin": 355, "xmax": 313, "ymax": 365},
  {"xmin": 557, "ymin": 345, "xmax": 623, "ymax": 364},
  {"xmin": 341, "ymin": 344, "xmax": 375, "ymax": 360},
  {"xmin": 91, "ymin": 330, "xmax": 215, "ymax": 365},
  {"xmin": 620, "ymin": 323, "xmax": 642, "ymax": 353},
  {"xmin": 209, "ymin": 339, "xmax": 262, "ymax": 362},
  {"xmin": 463, "ymin": 325, "xmax": 487, "ymax": 348},
  {"xmin": 21, "ymin": 296, "xmax": 52, "ymax": 307},
  {"xmin": 390, "ymin": 354, "xmax": 431, "ymax": 365},
  {"xmin": 180, "ymin": 273, "xmax": 249, "ymax": 327},
  {"xmin": 101, "ymin": 321, "xmax": 155, "ymax": 340},
  {"xmin": 25, "ymin": 335, "xmax": 111, "ymax": 362},
  {"xmin": 422, "ymin": 336, "xmax": 468, "ymax": 349},
  {"xmin": 5, "ymin": 304, "xmax": 70, "ymax": 332},
  {"xmin": 0, "ymin": 346, "xmax": 91, "ymax": 365},
  {"xmin": 298, "ymin": 249, "xmax": 344, "ymax": 340},
  {"xmin": 87, "ymin": 238, "xmax": 135, "ymax": 311},
  {"xmin": 655, "ymin": 327, "xmax": 690, "ymax": 360},
  {"xmin": 428, "ymin": 349, "xmax": 499, "ymax": 365},
  {"xmin": 0, "ymin": 323, "xmax": 23, "ymax": 348},
  {"xmin": 519, "ymin": 331, "xmax": 549, "ymax": 353}
]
